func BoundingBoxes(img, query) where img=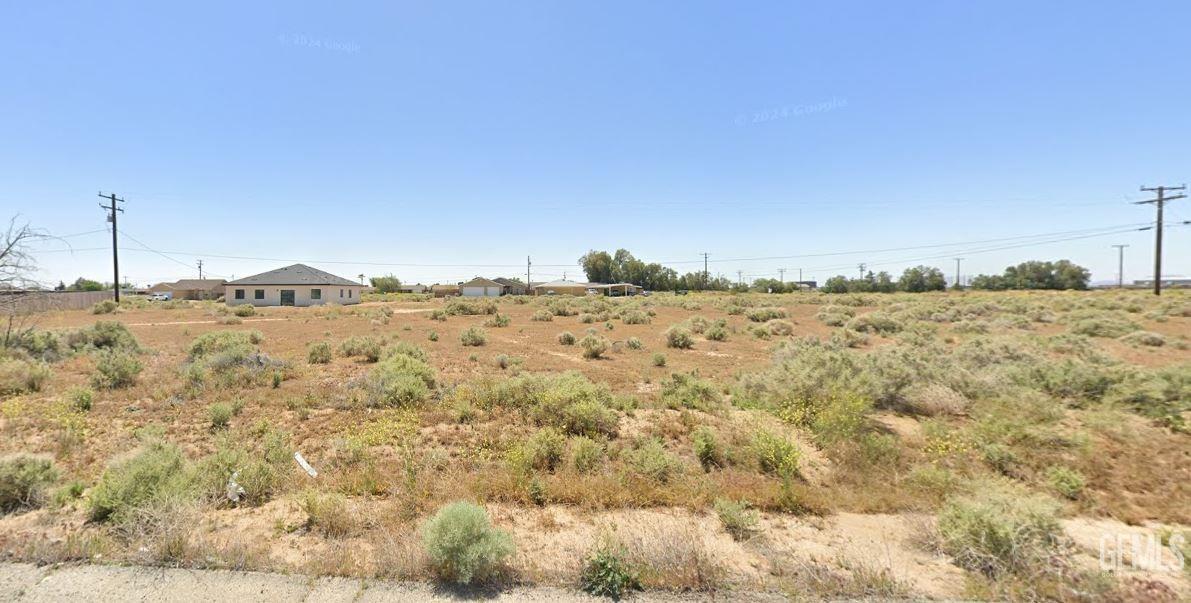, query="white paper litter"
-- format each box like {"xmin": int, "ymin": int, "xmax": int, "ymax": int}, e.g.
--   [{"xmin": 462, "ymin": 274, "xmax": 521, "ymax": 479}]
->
[
  {"xmin": 226, "ymin": 470, "xmax": 246, "ymax": 502},
  {"xmin": 294, "ymin": 451, "xmax": 318, "ymax": 478}
]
